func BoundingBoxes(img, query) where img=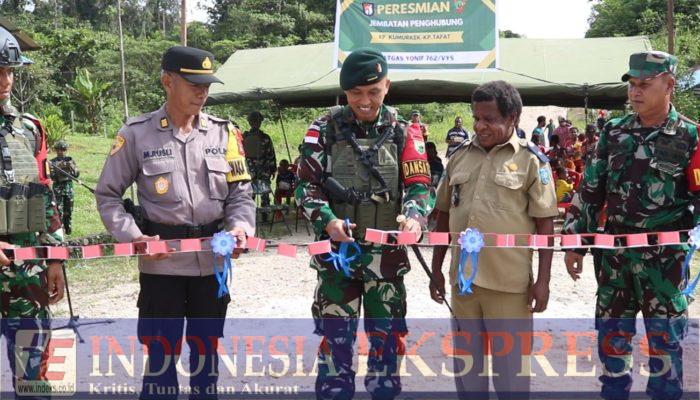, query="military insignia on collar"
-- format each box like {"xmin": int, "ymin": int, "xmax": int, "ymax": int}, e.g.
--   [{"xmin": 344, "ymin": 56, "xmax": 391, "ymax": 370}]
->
[
  {"xmin": 160, "ymin": 118, "xmax": 169, "ymax": 129},
  {"xmin": 110, "ymin": 134, "xmax": 125, "ymax": 156},
  {"xmin": 155, "ymin": 176, "xmax": 169, "ymax": 195},
  {"xmin": 202, "ymin": 57, "xmax": 212, "ymax": 69},
  {"xmin": 508, "ymin": 162, "xmax": 518, "ymax": 171},
  {"xmin": 200, "ymin": 117, "xmax": 208, "ymax": 128},
  {"xmin": 539, "ymin": 167, "xmax": 551, "ymax": 185}
]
